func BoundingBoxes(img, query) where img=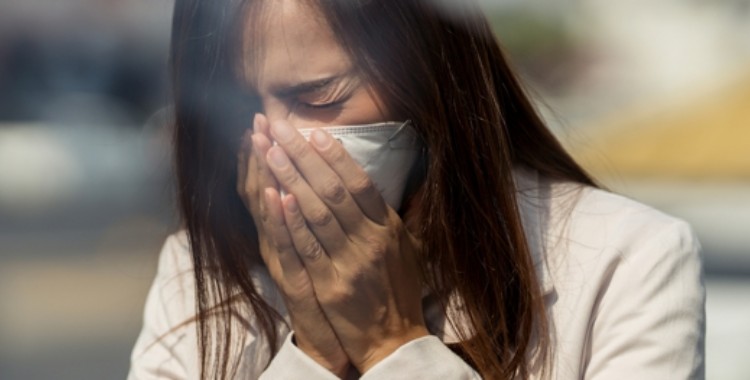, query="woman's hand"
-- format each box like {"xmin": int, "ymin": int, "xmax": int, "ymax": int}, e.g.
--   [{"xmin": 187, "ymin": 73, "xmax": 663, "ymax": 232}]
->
[
  {"xmin": 262, "ymin": 119, "xmax": 429, "ymax": 374},
  {"xmin": 238, "ymin": 114, "xmax": 350, "ymax": 378}
]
